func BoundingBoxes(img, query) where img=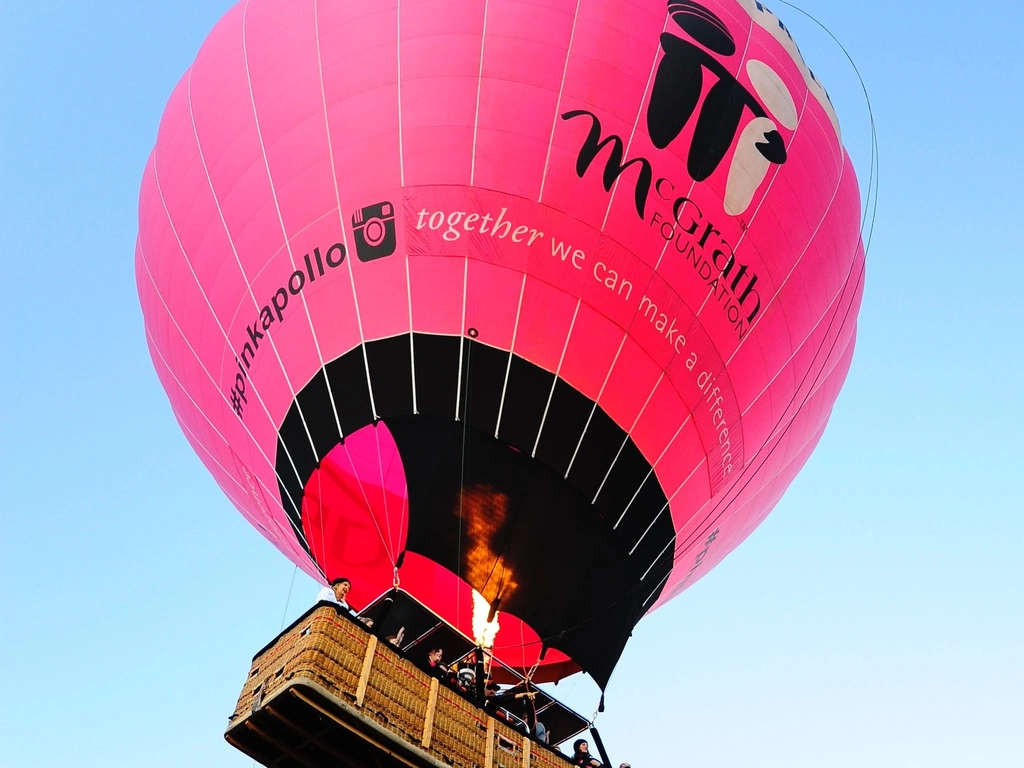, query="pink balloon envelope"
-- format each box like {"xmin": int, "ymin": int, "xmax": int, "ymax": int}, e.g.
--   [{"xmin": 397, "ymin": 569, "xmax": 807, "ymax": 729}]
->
[{"xmin": 137, "ymin": 0, "xmax": 865, "ymax": 685}]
